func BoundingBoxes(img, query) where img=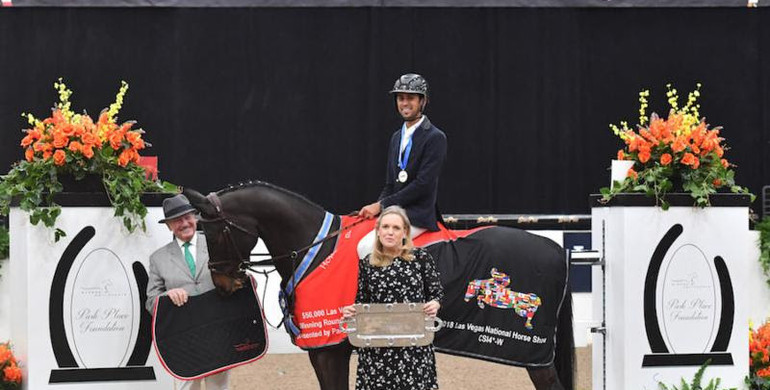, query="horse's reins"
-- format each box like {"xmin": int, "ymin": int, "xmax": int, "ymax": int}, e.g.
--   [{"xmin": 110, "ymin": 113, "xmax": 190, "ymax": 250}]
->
[{"xmin": 200, "ymin": 192, "xmax": 366, "ymax": 330}]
